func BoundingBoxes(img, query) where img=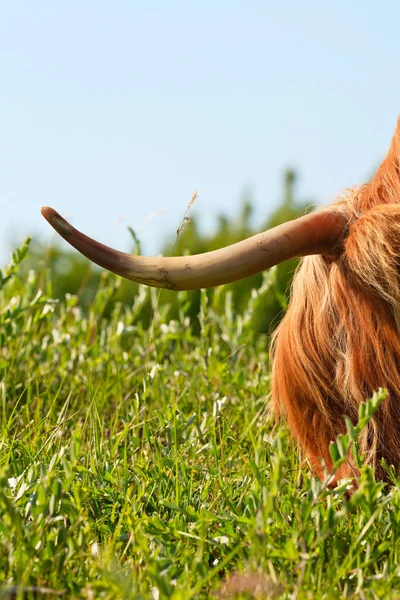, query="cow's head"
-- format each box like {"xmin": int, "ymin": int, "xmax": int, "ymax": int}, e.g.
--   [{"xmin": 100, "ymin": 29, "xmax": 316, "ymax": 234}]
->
[{"xmin": 42, "ymin": 117, "xmax": 400, "ymax": 483}]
